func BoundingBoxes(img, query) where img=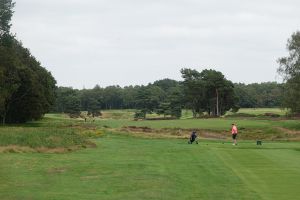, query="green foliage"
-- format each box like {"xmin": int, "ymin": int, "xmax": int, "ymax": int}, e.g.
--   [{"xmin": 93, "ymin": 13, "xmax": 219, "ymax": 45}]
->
[
  {"xmin": 64, "ymin": 94, "xmax": 81, "ymax": 118},
  {"xmin": 0, "ymin": 0, "xmax": 14, "ymax": 36},
  {"xmin": 153, "ymin": 78, "xmax": 179, "ymax": 92},
  {"xmin": 0, "ymin": 39, "xmax": 56, "ymax": 123},
  {"xmin": 80, "ymin": 86, "xmax": 102, "ymax": 117},
  {"xmin": 52, "ymin": 78, "xmax": 286, "ymax": 118},
  {"xmin": 134, "ymin": 110, "xmax": 146, "ymax": 119},
  {"xmin": 231, "ymin": 105, "xmax": 240, "ymax": 113},
  {"xmin": 167, "ymin": 87, "xmax": 183, "ymax": 118},
  {"xmin": 278, "ymin": 31, "xmax": 300, "ymax": 114},
  {"xmin": 54, "ymin": 87, "xmax": 79, "ymax": 113},
  {"xmin": 283, "ymin": 75, "xmax": 300, "ymax": 113},
  {"xmin": 181, "ymin": 68, "xmax": 237, "ymax": 117},
  {"xmin": 53, "ymin": 79, "xmax": 183, "ymax": 119},
  {"xmin": 135, "ymin": 85, "xmax": 166, "ymax": 118},
  {"xmin": 234, "ymin": 82, "xmax": 284, "ymax": 108},
  {"xmin": 157, "ymin": 102, "xmax": 172, "ymax": 117},
  {"xmin": 103, "ymin": 85, "xmax": 123, "ymax": 109},
  {"xmin": 0, "ymin": 1, "xmax": 56, "ymax": 124},
  {"xmin": 122, "ymin": 85, "xmax": 139, "ymax": 108}
]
